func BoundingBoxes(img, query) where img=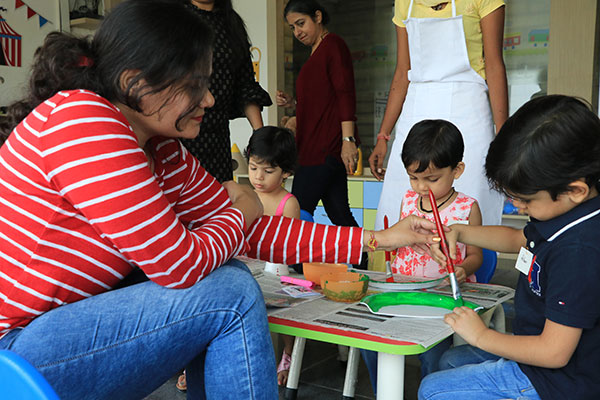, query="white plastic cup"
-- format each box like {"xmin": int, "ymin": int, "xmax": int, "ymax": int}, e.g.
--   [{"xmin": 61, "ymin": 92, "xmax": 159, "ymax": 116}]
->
[{"xmin": 264, "ymin": 262, "xmax": 289, "ymax": 276}]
